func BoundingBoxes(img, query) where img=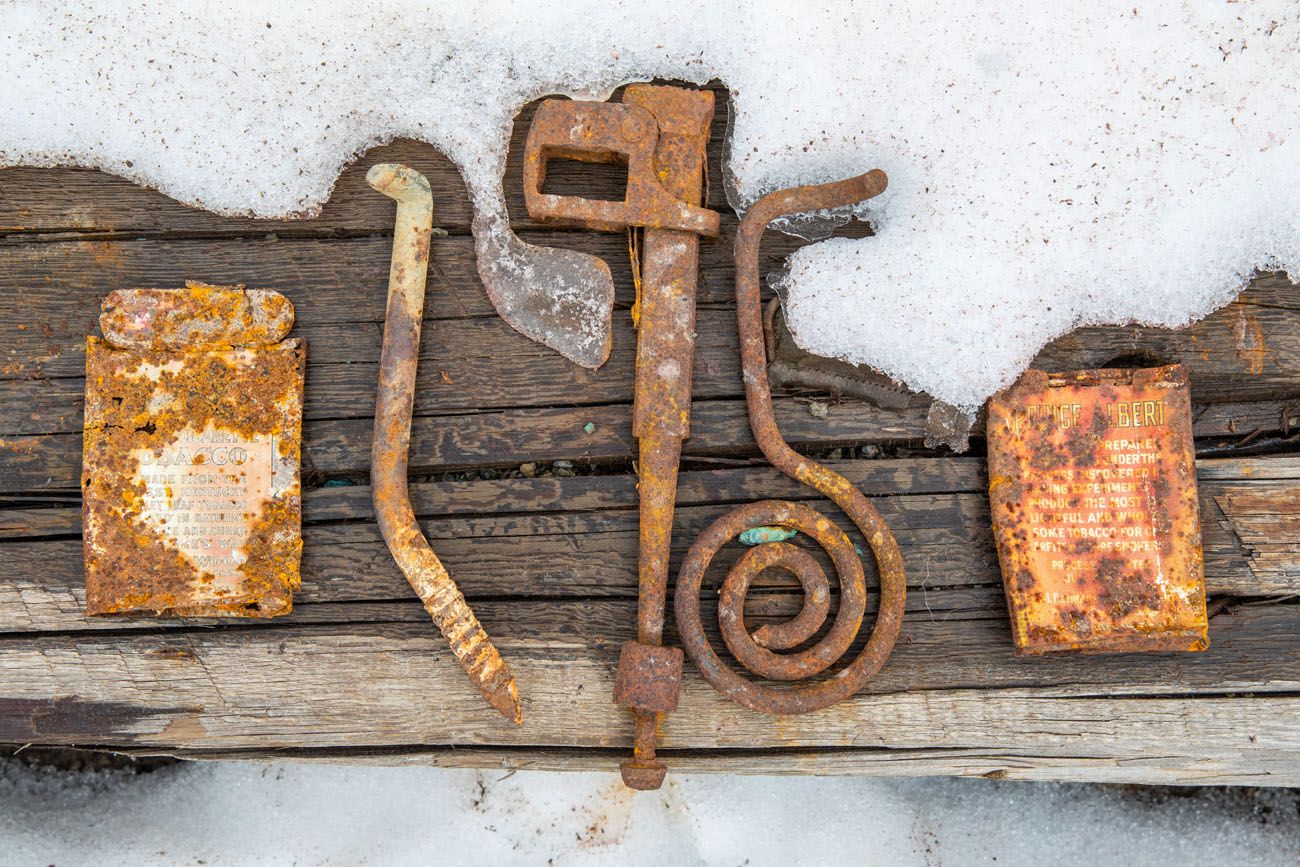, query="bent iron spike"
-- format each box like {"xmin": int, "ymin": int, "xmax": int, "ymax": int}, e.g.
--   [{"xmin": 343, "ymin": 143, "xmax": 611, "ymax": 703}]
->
[
  {"xmin": 368, "ymin": 163, "xmax": 522, "ymax": 724},
  {"xmin": 523, "ymin": 84, "xmax": 718, "ymax": 789}
]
